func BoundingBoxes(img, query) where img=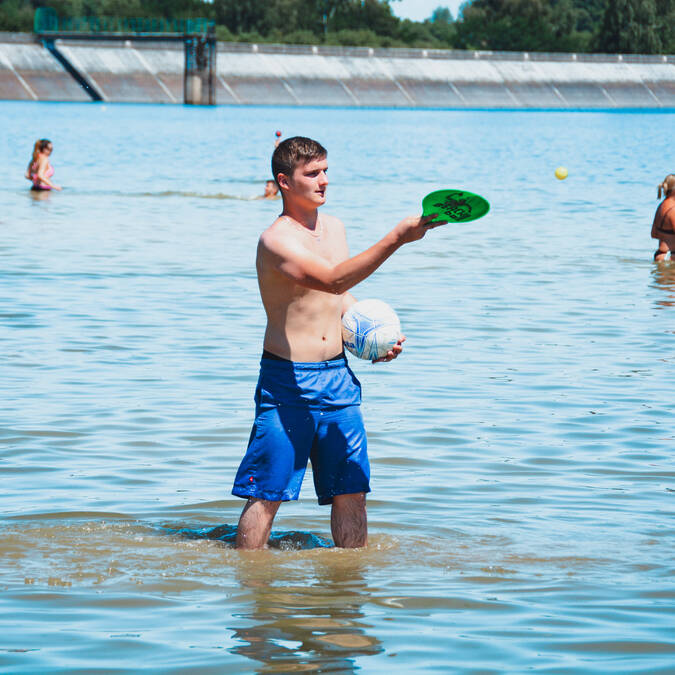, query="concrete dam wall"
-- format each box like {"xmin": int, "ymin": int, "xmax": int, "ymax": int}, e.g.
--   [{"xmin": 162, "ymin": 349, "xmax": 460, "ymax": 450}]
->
[{"xmin": 1, "ymin": 32, "xmax": 674, "ymax": 108}]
